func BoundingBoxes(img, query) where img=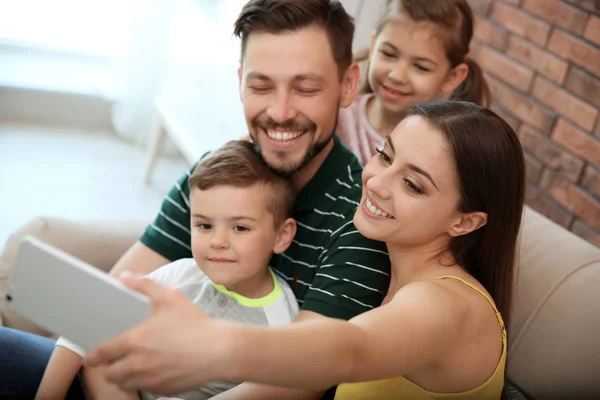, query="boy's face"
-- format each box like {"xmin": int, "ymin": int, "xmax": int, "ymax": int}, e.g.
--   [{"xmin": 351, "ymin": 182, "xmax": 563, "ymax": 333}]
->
[{"xmin": 189, "ymin": 183, "xmax": 292, "ymax": 295}]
